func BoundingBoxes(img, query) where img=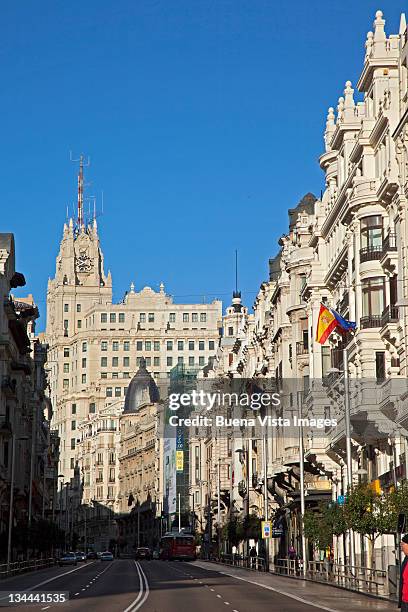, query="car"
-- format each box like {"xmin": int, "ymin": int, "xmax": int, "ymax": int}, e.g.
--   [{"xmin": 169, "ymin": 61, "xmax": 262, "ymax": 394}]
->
[
  {"xmin": 135, "ymin": 547, "xmax": 151, "ymax": 560},
  {"xmin": 59, "ymin": 552, "xmax": 77, "ymax": 567},
  {"xmin": 87, "ymin": 551, "xmax": 98, "ymax": 560},
  {"xmin": 152, "ymin": 549, "xmax": 160, "ymax": 560},
  {"xmin": 100, "ymin": 551, "xmax": 114, "ymax": 561},
  {"xmin": 75, "ymin": 551, "xmax": 86, "ymax": 562}
]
